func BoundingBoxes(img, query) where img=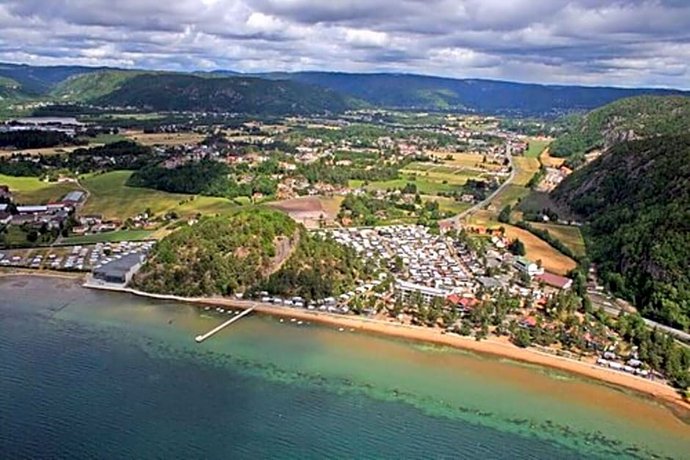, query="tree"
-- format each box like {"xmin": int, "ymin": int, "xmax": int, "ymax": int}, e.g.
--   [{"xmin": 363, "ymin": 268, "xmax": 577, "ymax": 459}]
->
[
  {"xmin": 498, "ymin": 205, "xmax": 512, "ymax": 223},
  {"xmin": 512, "ymin": 328, "xmax": 532, "ymax": 348},
  {"xmin": 508, "ymin": 238, "xmax": 526, "ymax": 256}
]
